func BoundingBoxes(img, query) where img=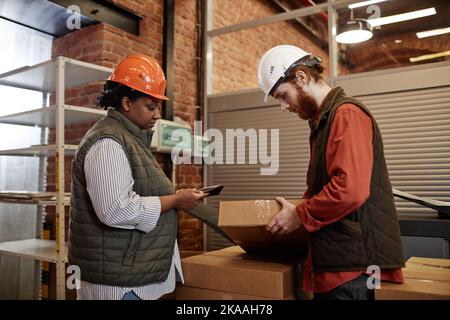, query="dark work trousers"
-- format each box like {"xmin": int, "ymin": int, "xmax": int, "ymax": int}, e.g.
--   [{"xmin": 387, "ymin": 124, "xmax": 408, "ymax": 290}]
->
[{"xmin": 313, "ymin": 274, "xmax": 375, "ymax": 300}]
